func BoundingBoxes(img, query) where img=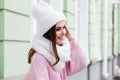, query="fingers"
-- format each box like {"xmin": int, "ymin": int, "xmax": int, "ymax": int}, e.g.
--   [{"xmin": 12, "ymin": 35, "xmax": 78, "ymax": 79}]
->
[
  {"xmin": 65, "ymin": 26, "xmax": 70, "ymax": 36},
  {"xmin": 65, "ymin": 26, "xmax": 74, "ymax": 41}
]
